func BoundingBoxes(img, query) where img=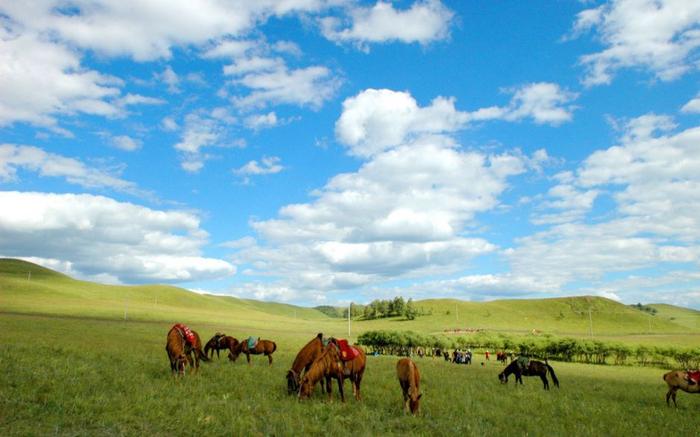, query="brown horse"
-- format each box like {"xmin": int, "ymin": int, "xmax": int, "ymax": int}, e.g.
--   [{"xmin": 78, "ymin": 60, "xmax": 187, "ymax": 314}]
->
[
  {"xmin": 397, "ymin": 358, "xmax": 422, "ymax": 415},
  {"xmin": 496, "ymin": 351, "xmax": 508, "ymax": 365},
  {"xmin": 298, "ymin": 338, "xmax": 366, "ymax": 402},
  {"xmin": 663, "ymin": 370, "xmax": 700, "ymax": 407},
  {"xmin": 286, "ymin": 333, "xmax": 326, "ymax": 394},
  {"xmin": 204, "ymin": 334, "xmax": 239, "ymax": 359},
  {"xmin": 229, "ymin": 338, "xmax": 277, "ymax": 365},
  {"xmin": 498, "ymin": 359, "xmax": 559, "ymax": 390},
  {"xmin": 165, "ymin": 326, "xmax": 209, "ymax": 375}
]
